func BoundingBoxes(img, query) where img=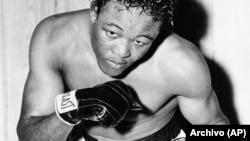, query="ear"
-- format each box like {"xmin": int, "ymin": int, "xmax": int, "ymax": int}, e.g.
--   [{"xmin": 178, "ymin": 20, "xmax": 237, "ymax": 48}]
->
[{"xmin": 90, "ymin": 1, "xmax": 98, "ymax": 23}]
